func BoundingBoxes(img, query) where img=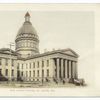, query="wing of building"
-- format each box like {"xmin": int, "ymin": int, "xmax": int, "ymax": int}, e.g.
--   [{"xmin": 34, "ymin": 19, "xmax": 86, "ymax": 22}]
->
[{"xmin": 0, "ymin": 12, "xmax": 79, "ymax": 84}]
